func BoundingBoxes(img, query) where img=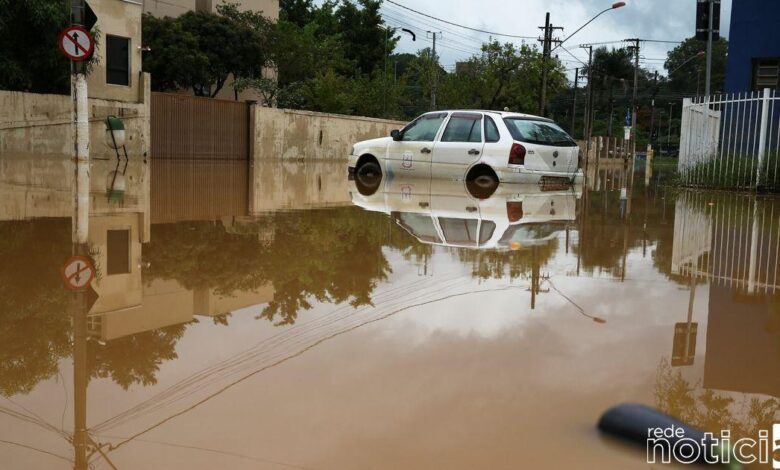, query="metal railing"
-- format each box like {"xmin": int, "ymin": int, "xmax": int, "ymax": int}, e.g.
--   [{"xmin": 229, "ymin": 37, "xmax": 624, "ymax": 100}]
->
[
  {"xmin": 679, "ymin": 88, "xmax": 780, "ymax": 190},
  {"xmin": 672, "ymin": 190, "xmax": 780, "ymax": 294}
]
